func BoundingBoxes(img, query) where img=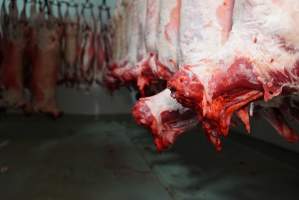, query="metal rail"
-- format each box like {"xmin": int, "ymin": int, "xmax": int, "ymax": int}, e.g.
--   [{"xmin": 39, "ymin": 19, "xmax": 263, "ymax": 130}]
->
[{"xmin": 6, "ymin": 0, "xmax": 110, "ymax": 10}]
